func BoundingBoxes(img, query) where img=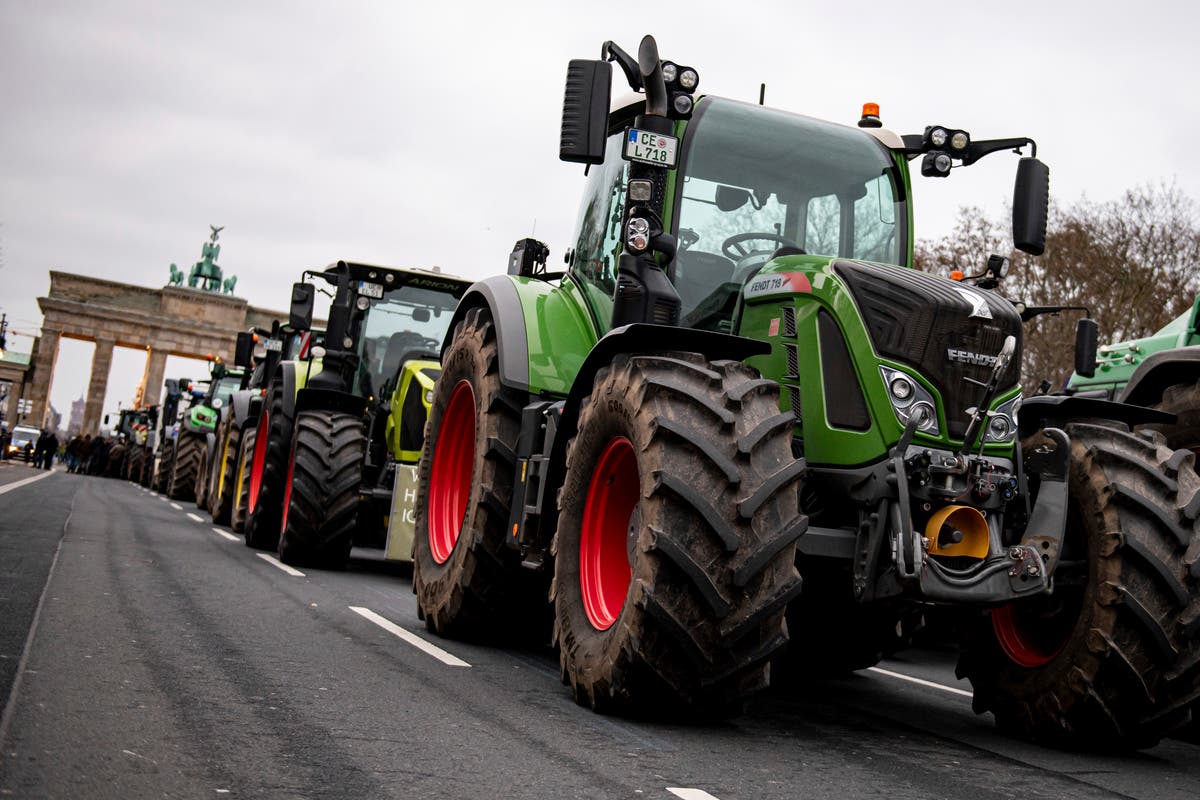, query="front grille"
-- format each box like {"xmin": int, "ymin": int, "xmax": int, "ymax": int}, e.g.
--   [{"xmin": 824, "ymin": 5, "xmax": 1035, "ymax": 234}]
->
[
  {"xmin": 782, "ymin": 305, "xmax": 797, "ymax": 338},
  {"xmin": 787, "ymin": 385, "xmax": 802, "ymax": 422},
  {"xmin": 784, "ymin": 343, "xmax": 799, "ymax": 379},
  {"xmin": 832, "ymin": 260, "xmax": 1022, "ymax": 439}
]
